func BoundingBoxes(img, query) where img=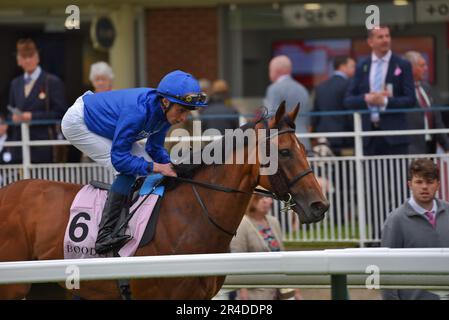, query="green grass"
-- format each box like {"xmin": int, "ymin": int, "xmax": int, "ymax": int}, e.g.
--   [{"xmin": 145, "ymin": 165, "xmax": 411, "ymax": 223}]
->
[
  {"xmin": 286, "ymin": 222, "xmax": 361, "ymax": 240},
  {"xmin": 281, "ymin": 222, "xmax": 373, "ymax": 250},
  {"xmin": 284, "ymin": 241, "xmax": 360, "ymax": 250}
]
